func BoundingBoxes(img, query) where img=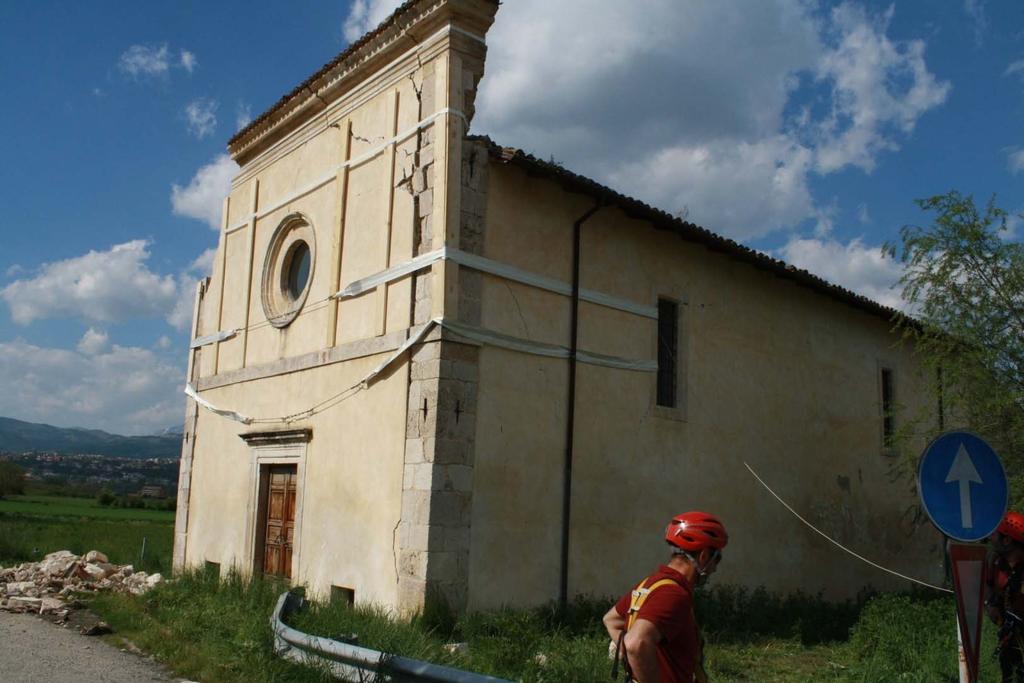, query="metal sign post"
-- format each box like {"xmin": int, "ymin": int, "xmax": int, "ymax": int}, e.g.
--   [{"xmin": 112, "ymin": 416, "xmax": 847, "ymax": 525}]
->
[{"xmin": 918, "ymin": 431, "xmax": 1008, "ymax": 683}]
